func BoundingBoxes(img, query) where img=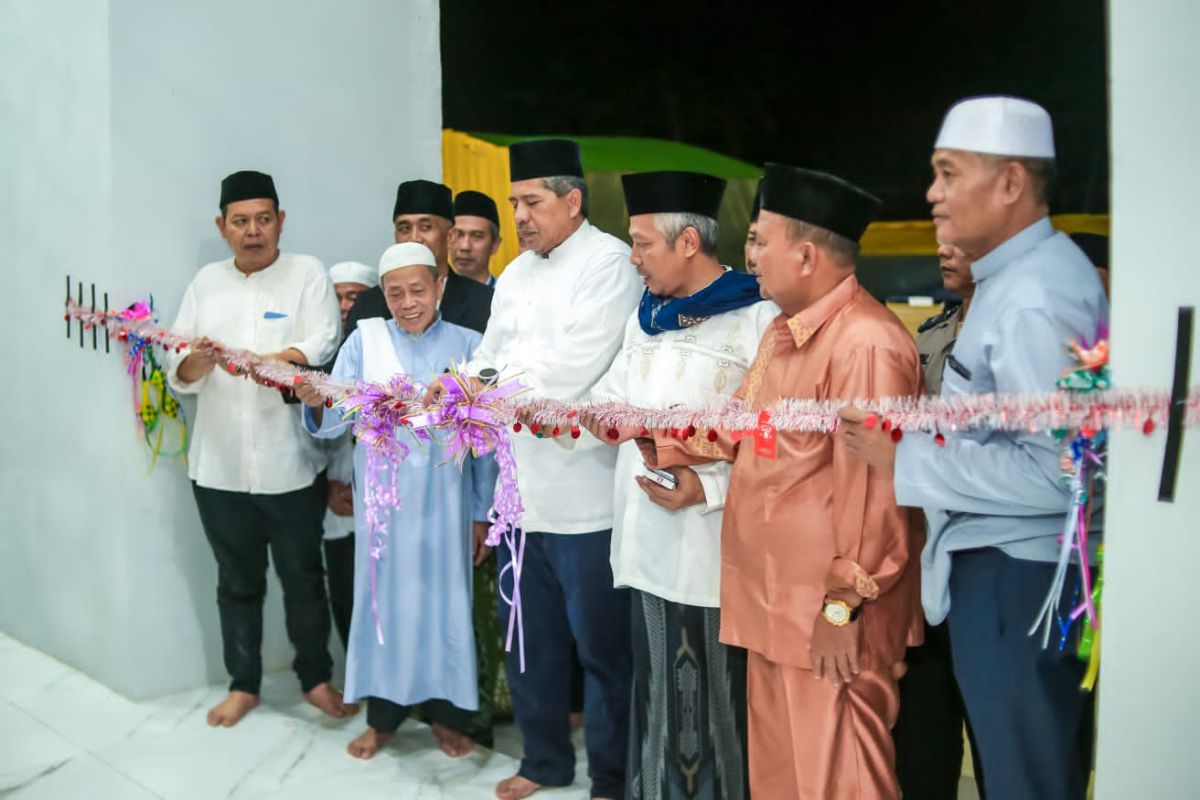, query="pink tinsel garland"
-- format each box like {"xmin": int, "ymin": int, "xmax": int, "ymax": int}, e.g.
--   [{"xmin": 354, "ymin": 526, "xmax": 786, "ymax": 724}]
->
[{"xmin": 69, "ymin": 301, "xmax": 1200, "ymax": 435}]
